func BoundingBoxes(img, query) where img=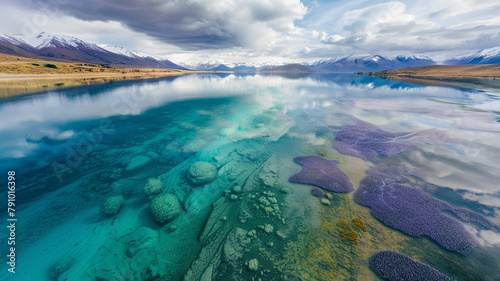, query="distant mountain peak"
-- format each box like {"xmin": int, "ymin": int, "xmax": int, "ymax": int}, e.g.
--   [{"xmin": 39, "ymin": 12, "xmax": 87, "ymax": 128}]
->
[{"xmin": 2, "ymin": 32, "xmax": 88, "ymax": 50}]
